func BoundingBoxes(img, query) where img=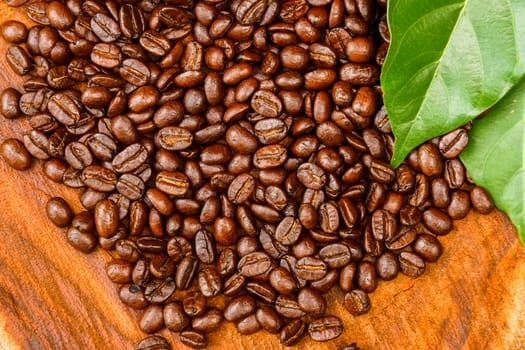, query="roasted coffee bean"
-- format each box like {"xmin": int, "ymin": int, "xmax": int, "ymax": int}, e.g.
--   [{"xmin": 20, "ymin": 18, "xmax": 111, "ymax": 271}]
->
[
  {"xmin": 192, "ymin": 308, "xmax": 223, "ymax": 333},
  {"xmin": 297, "ymin": 162, "xmax": 326, "ymax": 190},
  {"xmin": 345, "ymin": 36, "xmax": 375, "ymax": 63},
  {"xmin": 422, "ymin": 207, "xmax": 453, "ymax": 235},
  {"xmin": 224, "ymin": 295, "xmax": 257, "ymax": 322},
  {"xmin": 86, "ymin": 133, "xmax": 117, "ymax": 161},
  {"xmin": 251, "ymin": 90, "xmax": 282, "ymax": 118},
  {"xmin": 236, "ymin": 314, "xmax": 261, "ymax": 335},
  {"xmin": 256, "ymin": 305, "xmax": 283, "ymax": 334},
  {"xmin": 295, "ymin": 256, "xmax": 327, "ymax": 281},
  {"xmin": 138, "ymin": 335, "xmax": 170, "ymax": 350},
  {"xmin": 64, "ymin": 142, "xmax": 92, "ymax": 170},
  {"xmin": 255, "ymin": 118, "xmax": 288, "ymax": 145},
  {"xmin": 112, "ymin": 143, "xmax": 148, "ymax": 174},
  {"xmin": 356, "ymin": 261, "xmax": 377, "ymax": 292},
  {"xmin": 275, "ymin": 217, "xmax": 302, "ymax": 245},
  {"xmin": 399, "ymin": 251, "xmax": 425, "ymax": 277},
  {"xmin": 298, "ymin": 287, "xmax": 326, "ymax": 316},
  {"xmin": 238, "ymin": 251, "xmax": 272, "ymax": 277},
  {"xmin": 46, "ymin": 197, "xmax": 73, "ymax": 227},
  {"xmin": 1, "ymin": 21, "xmax": 27, "ymax": 43},
  {"xmin": 120, "ymin": 58, "xmax": 150, "ymax": 86},
  {"xmin": 371, "ymin": 209, "xmax": 396, "ymax": 241},
  {"xmin": 164, "ymin": 301, "xmax": 190, "ymax": 332},
  {"xmin": 120, "ymin": 4, "xmax": 146, "ymax": 39},
  {"xmin": 119, "ymin": 284, "xmax": 147, "ymax": 309},
  {"xmin": 304, "ymin": 69, "xmax": 337, "ymax": 90},
  {"xmin": 339, "ymin": 263, "xmax": 357, "ymax": 292},
  {"xmin": 66, "ymin": 227, "xmax": 97, "ymax": 253},
  {"xmin": 180, "ymin": 330, "xmax": 207, "ymax": 349},
  {"xmin": 470, "ymin": 186, "xmax": 495, "ymax": 214},
  {"xmin": 375, "ymin": 252, "xmax": 399, "ymax": 280},
  {"xmin": 385, "ymin": 225, "xmax": 417, "ymax": 250},
  {"xmin": 319, "ymin": 243, "xmax": 351, "ymax": 268},
  {"xmin": 106, "ymin": 259, "xmax": 133, "ymax": 284},
  {"xmin": 91, "ymin": 13, "xmax": 121, "ymax": 42},
  {"xmin": 253, "ymin": 144, "xmax": 287, "ymax": 169},
  {"xmin": 318, "ymin": 201, "xmax": 340, "ymax": 234},
  {"xmin": 6, "ymin": 45, "xmax": 32, "ymax": 75},
  {"xmin": 82, "ymin": 165, "xmax": 117, "ymax": 192},
  {"xmin": 280, "ymin": 319, "xmax": 306, "ymax": 346},
  {"xmin": 1, "ymin": 138, "xmax": 31, "ymax": 170},
  {"xmin": 444, "ymin": 159, "xmax": 465, "ymax": 190},
  {"xmin": 94, "ymin": 199, "xmax": 119, "ymax": 238},
  {"xmin": 213, "ymin": 216, "xmax": 238, "ymax": 245},
  {"xmin": 418, "ymin": 143, "xmax": 443, "ymax": 177},
  {"xmin": 156, "ymin": 126, "xmax": 193, "ymax": 151},
  {"xmin": 439, "ymin": 128, "xmax": 468, "ymax": 159},
  {"xmin": 0, "ymin": 88, "xmax": 21, "ymax": 119},
  {"xmin": 90, "ymin": 43, "xmax": 122, "ymax": 69},
  {"xmin": 175, "ymin": 255, "xmax": 198, "ymax": 290},
  {"xmin": 413, "ymin": 234, "xmax": 443, "ymax": 262},
  {"xmin": 139, "ymin": 304, "xmax": 164, "ymax": 333},
  {"xmin": 155, "ymin": 171, "xmax": 190, "ymax": 197},
  {"xmin": 344, "ymin": 289, "xmax": 370, "ymax": 315},
  {"xmin": 430, "ymin": 178, "xmax": 451, "ymax": 209},
  {"xmin": 447, "ymin": 190, "xmax": 471, "ymax": 220},
  {"xmin": 308, "ymin": 316, "xmax": 343, "ymax": 342},
  {"xmin": 144, "ymin": 278, "xmax": 176, "ymax": 304},
  {"xmin": 195, "ymin": 229, "xmax": 216, "ymax": 264}
]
